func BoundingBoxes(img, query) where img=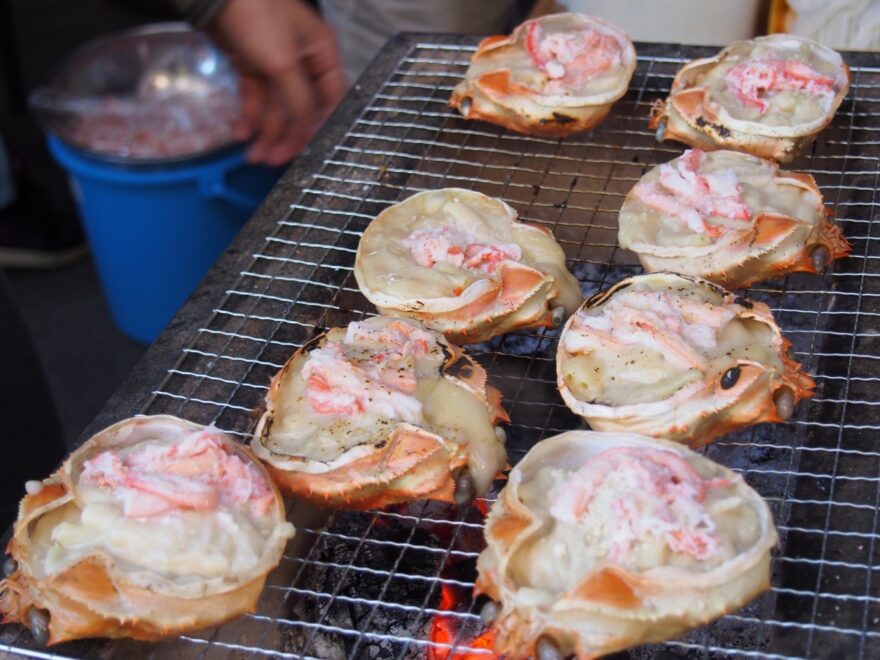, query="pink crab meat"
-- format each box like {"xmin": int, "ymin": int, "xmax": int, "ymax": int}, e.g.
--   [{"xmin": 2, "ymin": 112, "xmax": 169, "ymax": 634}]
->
[
  {"xmin": 402, "ymin": 225, "xmax": 521, "ymax": 274},
  {"xmin": 402, "ymin": 226, "xmax": 467, "ymax": 269},
  {"xmin": 632, "ymin": 149, "xmax": 751, "ymax": 238},
  {"xmin": 302, "ymin": 331, "xmax": 423, "ymax": 422},
  {"xmin": 563, "ymin": 314, "xmax": 623, "ymax": 354},
  {"xmin": 724, "ymin": 58, "xmax": 835, "ymax": 113},
  {"xmin": 565, "ymin": 289, "xmax": 734, "ymax": 372},
  {"xmin": 344, "ymin": 319, "xmax": 435, "ymax": 359},
  {"xmin": 525, "ymin": 22, "xmax": 622, "ymax": 94},
  {"xmin": 80, "ymin": 429, "xmax": 274, "ymax": 518},
  {"xmin": 462, "ymin": 243, "xmax": 521, "ymax": 272},
  {"xmin": 550, "ymin": 446, "xmax": 724, "ymax": 561}
]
